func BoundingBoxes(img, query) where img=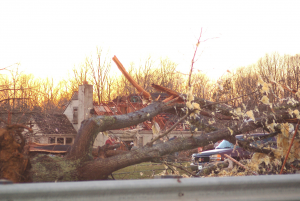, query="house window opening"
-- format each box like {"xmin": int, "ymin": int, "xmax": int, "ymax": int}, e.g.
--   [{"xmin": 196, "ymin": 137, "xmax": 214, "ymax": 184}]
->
[
  {"xmin": 57, "ymin": 138, "xmax": 64, "ymax": 144},
  {"xmin": 73, "ymin": 107, "xmax": 78, "ymax": 124},
  {"xmin": 66, "ymin": 138, "xmax": 73, "ymax": 145},
  {"xmin": 48, "ymin": 137, "xmax": 56, "ymax": 144}
]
